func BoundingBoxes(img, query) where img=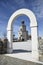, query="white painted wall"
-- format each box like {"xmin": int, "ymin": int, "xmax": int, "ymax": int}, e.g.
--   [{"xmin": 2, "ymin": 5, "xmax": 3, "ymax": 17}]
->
[{"xmin": 13, "ymin": 40, "xmax": 32, "ymax": 51}]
